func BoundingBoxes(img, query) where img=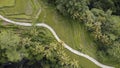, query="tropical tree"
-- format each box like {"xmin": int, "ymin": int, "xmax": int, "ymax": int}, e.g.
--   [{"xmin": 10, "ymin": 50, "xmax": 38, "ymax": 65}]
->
[{"xmin": 0, "ymin": 30, "xmax": 27, "ymax": 63}]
